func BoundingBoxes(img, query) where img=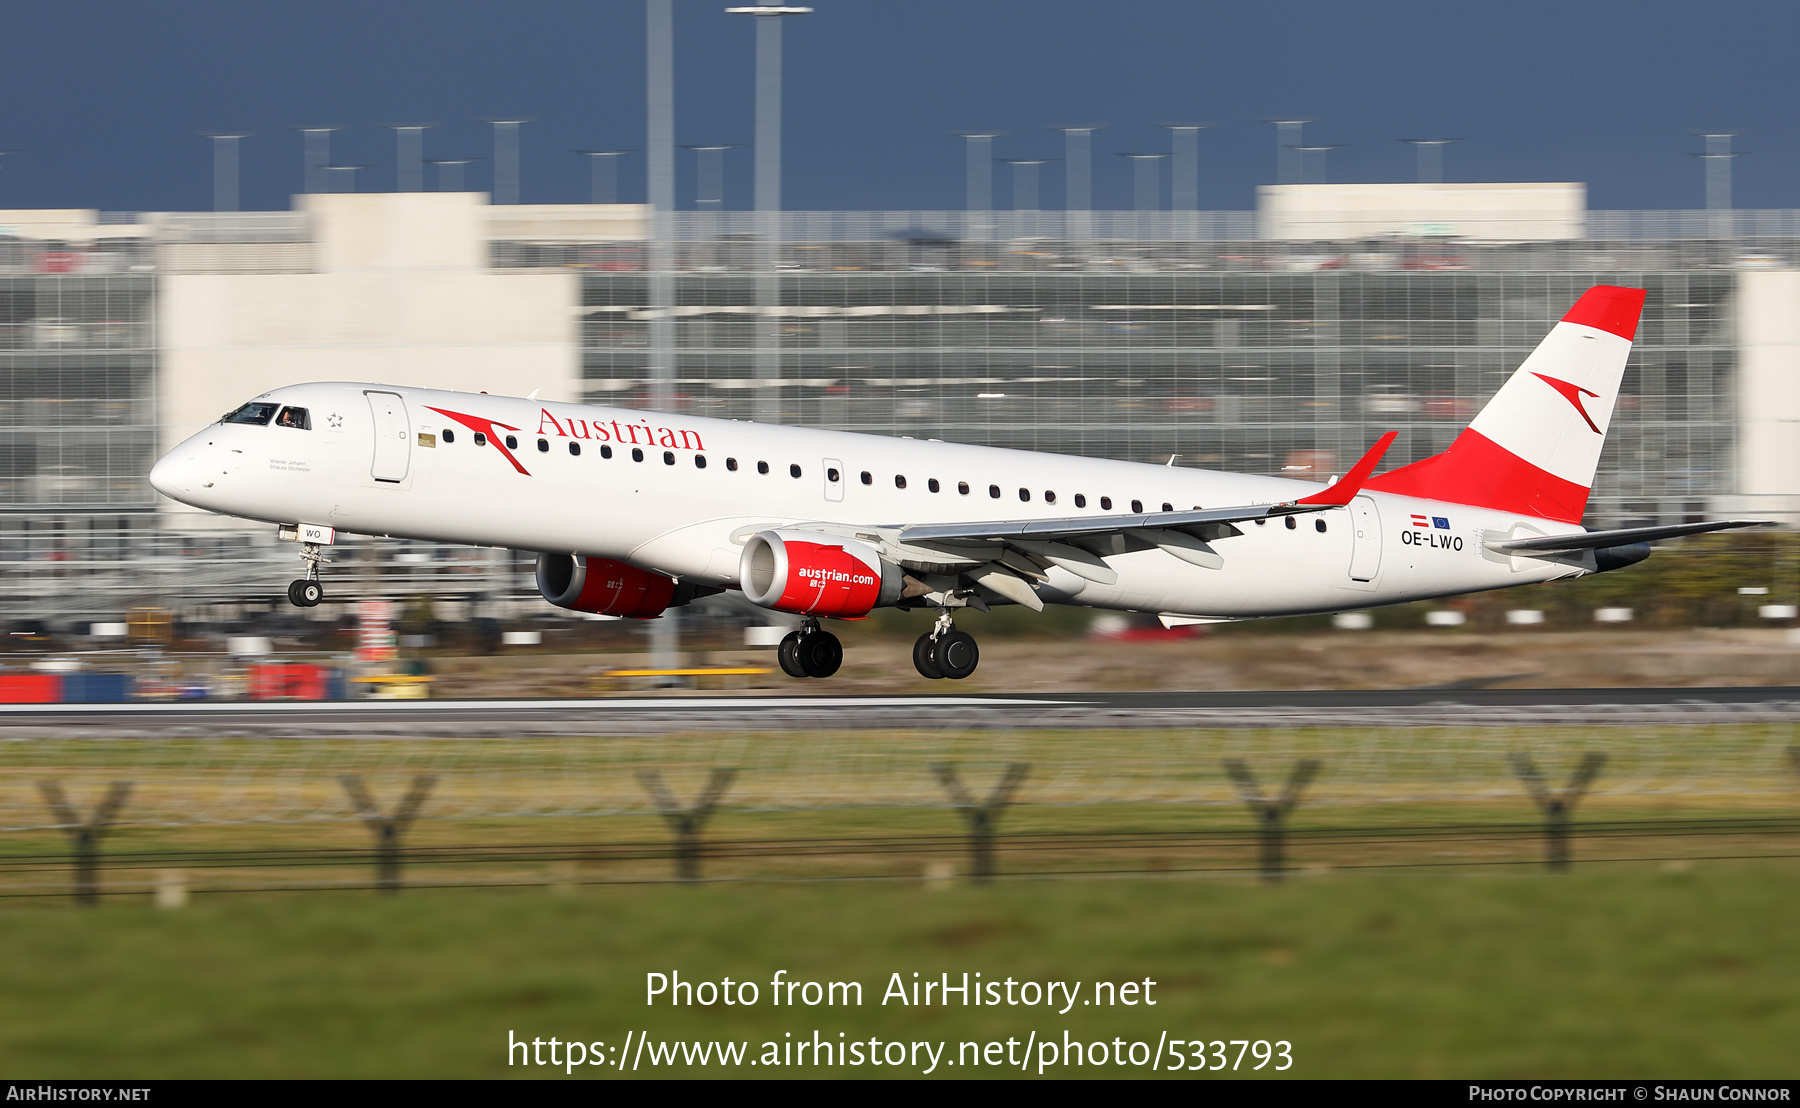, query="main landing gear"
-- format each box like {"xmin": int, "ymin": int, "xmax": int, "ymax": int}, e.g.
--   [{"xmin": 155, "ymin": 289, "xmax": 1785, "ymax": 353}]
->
[
  {"xmin": 286, "ymin": 542, "xmax": 326, "ymax": 608},
  {"xmin": 912, "ymin": 610, "xmax": 979, "ymax": 681},
  {"xmin": 778, "ymin": 619, "xmax": 843, "ymax": 679}
]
